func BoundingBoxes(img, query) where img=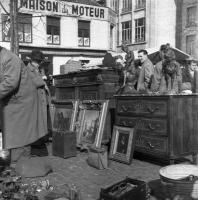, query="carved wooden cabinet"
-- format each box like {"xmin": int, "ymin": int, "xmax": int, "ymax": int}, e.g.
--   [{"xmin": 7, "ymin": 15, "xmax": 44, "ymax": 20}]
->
[
  {"xmin": 53, "ymin": 69, "xmax": 120, "ymax": 103},
  {"xmin": 115, "ymin": 94, "xmax": 198, "ymax": 163}
]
